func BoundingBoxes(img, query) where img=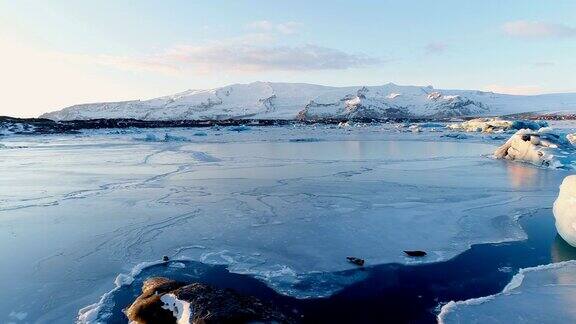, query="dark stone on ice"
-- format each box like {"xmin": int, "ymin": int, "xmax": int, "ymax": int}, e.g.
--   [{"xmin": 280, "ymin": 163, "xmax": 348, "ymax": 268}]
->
[
  {"xmin": 162, "ymin": 256, "xmax": 169, "ymax": 262},
  {"xmin": 521, "ymin": 134, "xmax": 531, "ymax": 141},
  {"xmin": 404, "ymin": 250, "xmax": 427, "ymax": 257},
  {"xmin": 126, "ymin": 277, "xmax": 295, "ymax": 324},
  {"xmin": 346, "ymin": 256, "xmax": 365, "ymax": 266}
]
